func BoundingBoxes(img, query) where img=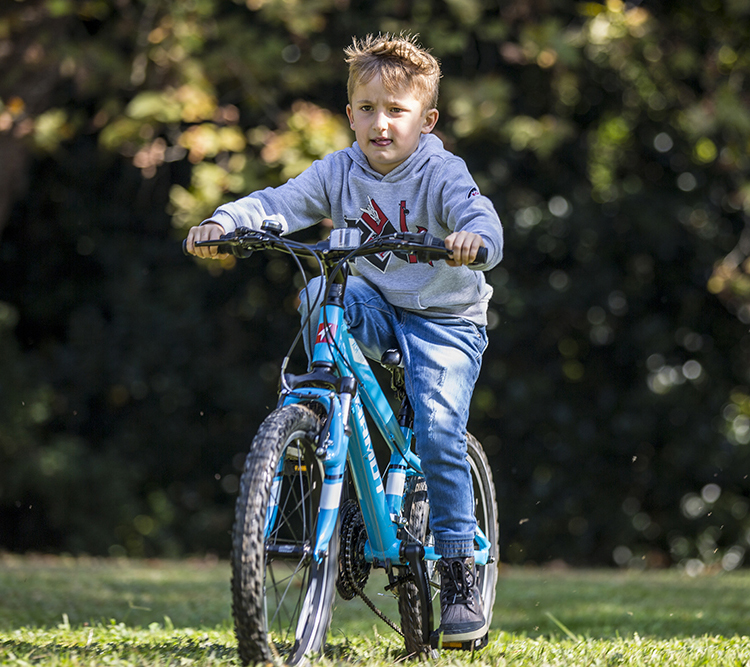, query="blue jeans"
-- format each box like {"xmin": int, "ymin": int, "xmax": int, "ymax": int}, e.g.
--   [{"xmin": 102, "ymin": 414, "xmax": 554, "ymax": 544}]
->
[{"xmin": 298, "ymin": 276, "xmax": 487, "ymax": 558}]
